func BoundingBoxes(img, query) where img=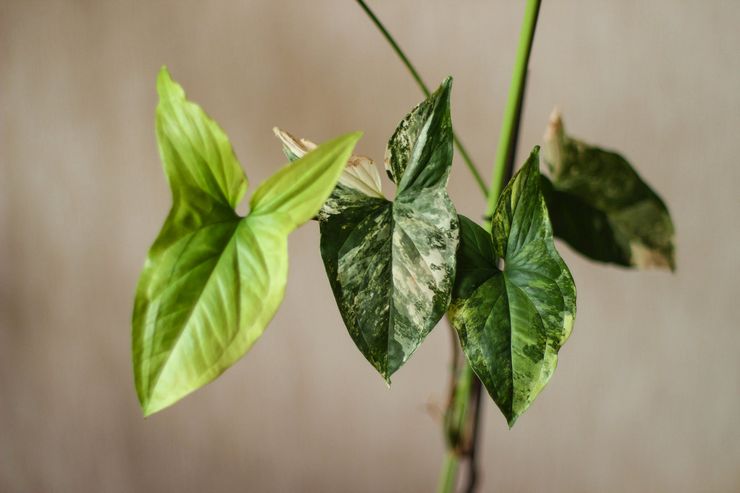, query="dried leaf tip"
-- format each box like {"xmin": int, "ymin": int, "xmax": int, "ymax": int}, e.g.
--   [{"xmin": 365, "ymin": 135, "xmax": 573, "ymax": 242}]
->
[
  {"xmin": 272, "ymin": 127, "xmax": 317, "ymax": 159},
  {"xmin": 156, "ymin": 66, "xmax": 184, "ymax": 101},
  {"xmin": 543, "ymin": 107, "xmax": 565, "ymax": 177},
  {"xmin": 273, "ymin": 127, "xmax": 383, "ymax": 198},
  {"xmin": 544, "ymin": 106, "xmax": 564, "ymax": 143}
]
